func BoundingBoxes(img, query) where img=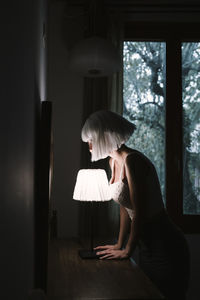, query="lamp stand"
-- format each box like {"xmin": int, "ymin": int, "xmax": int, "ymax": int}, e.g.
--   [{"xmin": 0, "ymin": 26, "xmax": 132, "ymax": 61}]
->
[{"xmin": 79, "ymin": 201, "xmax": 99, "ymax": 259}]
